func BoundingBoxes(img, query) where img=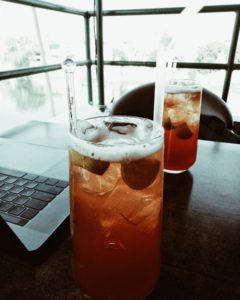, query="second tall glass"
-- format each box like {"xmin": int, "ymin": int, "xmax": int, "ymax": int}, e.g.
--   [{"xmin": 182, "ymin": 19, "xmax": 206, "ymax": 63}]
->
[{"xmin": 162, "ymin": 79, "xmax": 202, "ymax": 173}]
